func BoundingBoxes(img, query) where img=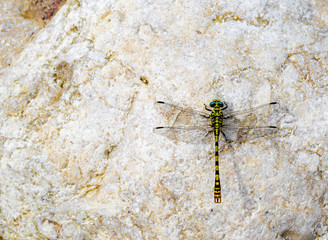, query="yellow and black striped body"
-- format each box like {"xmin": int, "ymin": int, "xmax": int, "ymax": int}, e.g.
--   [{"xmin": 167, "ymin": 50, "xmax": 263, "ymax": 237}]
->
[{"xmin": 210, "ymin": 99, "xmax": 224, "ymax": 203}]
